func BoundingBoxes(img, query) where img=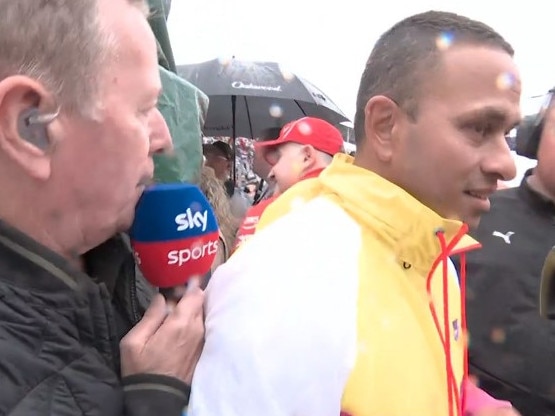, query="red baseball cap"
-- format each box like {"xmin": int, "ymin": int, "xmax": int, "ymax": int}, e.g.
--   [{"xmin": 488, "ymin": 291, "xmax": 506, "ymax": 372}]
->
[{"xmin": 255, "ymin": 117, "xmax": 344, "ymax": 165}]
